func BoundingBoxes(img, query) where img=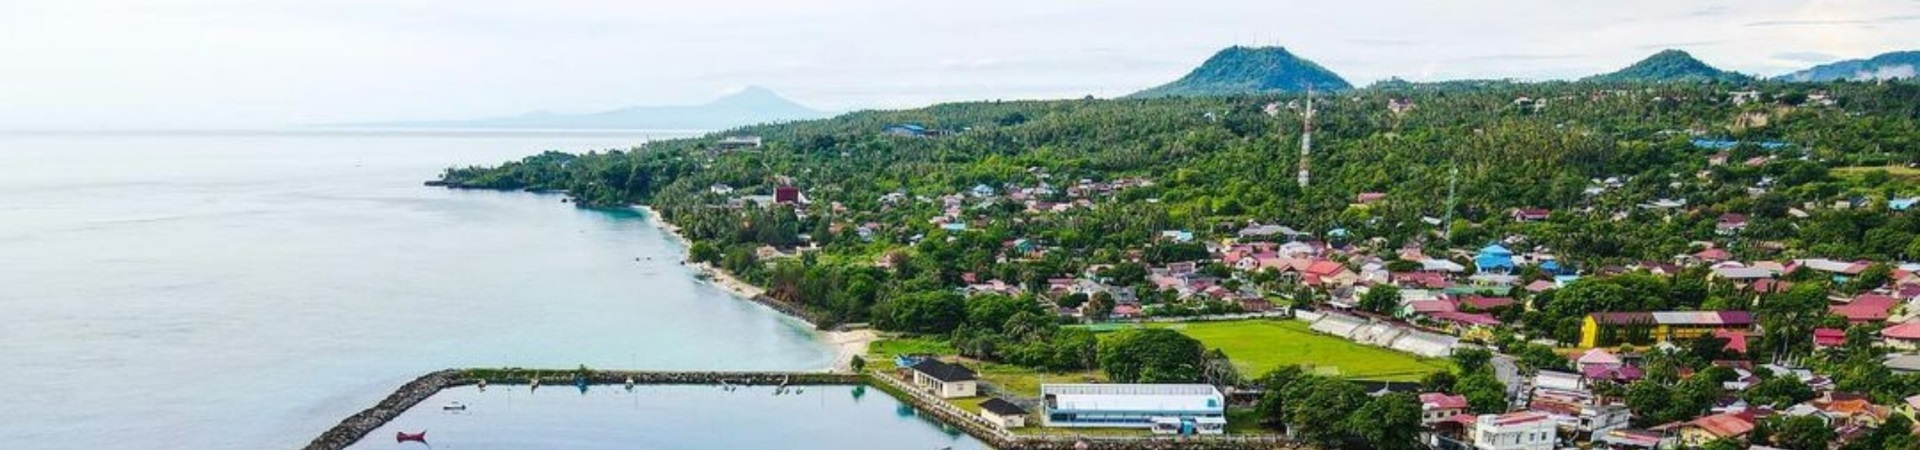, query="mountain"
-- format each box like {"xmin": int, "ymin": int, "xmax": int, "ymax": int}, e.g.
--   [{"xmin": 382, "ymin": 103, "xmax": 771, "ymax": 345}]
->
[
  {"xmin": 1129, "ymin": 46, "xmax": 1352, "ymax": 98},
  {"xmin": 1585, "ymin": 49, "xmax": 1752, "ymax": 83},
  {"xmin": 1777, "ymin": 50, "xmax": 1920, "ymax": 82},
  {"xmin": 343, "ymin": 86, "xmax": 829, "ymax": 130}
]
